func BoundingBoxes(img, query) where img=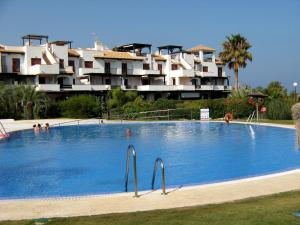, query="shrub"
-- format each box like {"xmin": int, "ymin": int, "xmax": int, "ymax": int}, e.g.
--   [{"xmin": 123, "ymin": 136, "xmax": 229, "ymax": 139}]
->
[
  {"xmin": 59, "ymin": 95, "xmax": 102, "ymax": 118},
  {"xmin": 151, "ymin": 98, "xmax": 176, "ymax": 110},
  {"xmin": 266, "ymin": 99, "xmax": 293, "ymax": 120},
  {"xmin": 224, "ymin": 97, "xmax": 253, "ymax": 119}
]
